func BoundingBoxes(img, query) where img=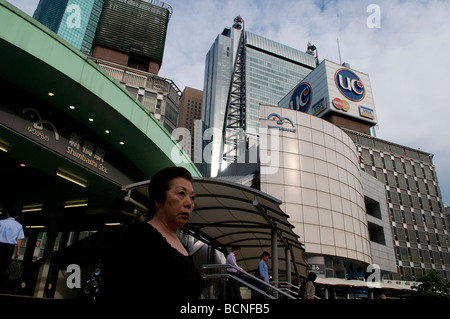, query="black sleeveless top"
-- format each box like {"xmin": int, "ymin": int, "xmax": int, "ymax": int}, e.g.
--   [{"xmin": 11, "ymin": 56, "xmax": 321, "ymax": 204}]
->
[{"xmin": 99, "ymin": 222, "xmax": 205, "ymax": 300}]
